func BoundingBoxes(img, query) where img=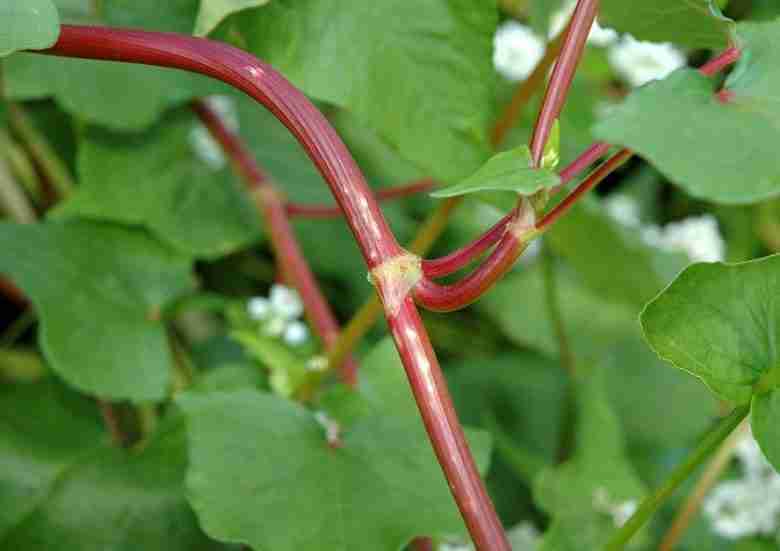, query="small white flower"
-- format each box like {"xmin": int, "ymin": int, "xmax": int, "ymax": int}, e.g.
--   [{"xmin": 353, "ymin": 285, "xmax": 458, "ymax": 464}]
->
[
  {"xmin": 262, "ymin": 316, "xmax": 287, "ymax": 338},
  {"xmin": 493, "ymin": 21, "xmax": 545, "ymax": 81},
  {"xmin": 283, "ymin": 321, "xmax": 309, "ymax": 346},
  {"xmin": 189, "ymin": 95, "xmax": 239, "ymax": 170},
  {"xmin": 605, "ymin": 194, "xmax": 641, "ymax": 228},
  {"xmin": 549, "ymin": 2, "xmax": 618, "ymax": 47},
  {"xmin": 247, "ymin": 296, "xmax": 271, "ymax": 320},
  {"xmin": 592, "ymin": 488, "xmax": 639, "ymax": 528},
  {"xmin": 652, "ymin": 215, "xmax": 725, "ymax": 263},
  {"xmin": 735, "ymin": 430, "xmax": 778, "ymax": 482},
  {"xmin": 608, "ymin": 36, "xmax": 686, "ymax": 87},
  {"xmin": 507, "ymin": 521, "xmax": 540, "ymax": 549},
  {"xmin": 269, "ymin": 284, "xmax": 304, "ymax": 321},
  {"xmin": 704, "ymin": 478, "xmax": 780, "ymax": 539}
]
